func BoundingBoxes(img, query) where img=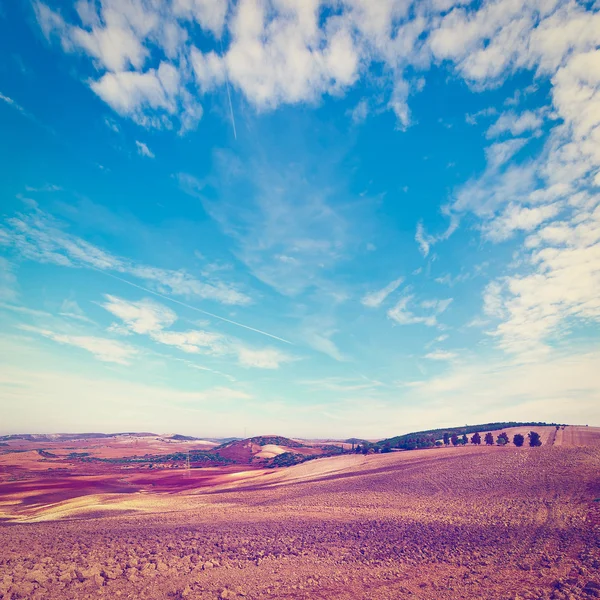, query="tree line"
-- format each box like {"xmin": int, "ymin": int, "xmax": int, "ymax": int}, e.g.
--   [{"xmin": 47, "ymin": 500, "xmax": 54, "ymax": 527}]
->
[
  {"xmin": 355, "ymin": 430, "xmax": 543, "ymax": 454},
  {"xmin": 376, "ymin": 421, "xmax": 555, "ymax": 451},
  {"xmin": 443, "ymin": 430, "xmax": 542, "ymax": 447}
]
